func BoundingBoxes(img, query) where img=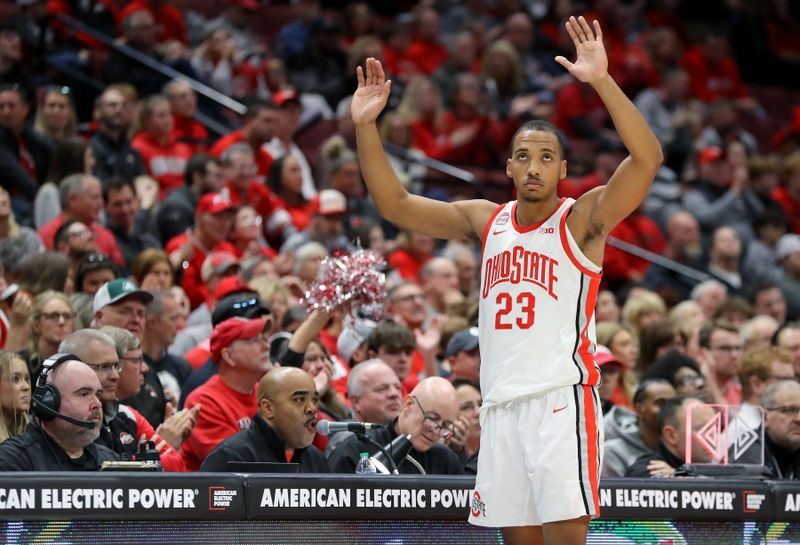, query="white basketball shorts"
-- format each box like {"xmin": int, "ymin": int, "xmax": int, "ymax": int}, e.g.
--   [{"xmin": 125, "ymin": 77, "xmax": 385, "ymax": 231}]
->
[{"xmin": 468, "ymin": 384, "xmax": 603, "ymax": 527}]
